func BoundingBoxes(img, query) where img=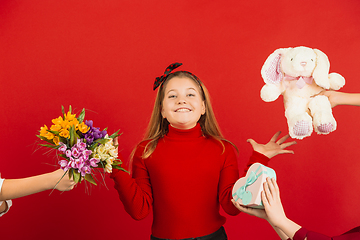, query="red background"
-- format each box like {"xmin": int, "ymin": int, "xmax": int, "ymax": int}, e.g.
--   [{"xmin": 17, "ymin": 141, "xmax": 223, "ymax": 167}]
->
[{"xmin": 1, "ymin": 0, "xmax": 360, "ymax": 239}]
